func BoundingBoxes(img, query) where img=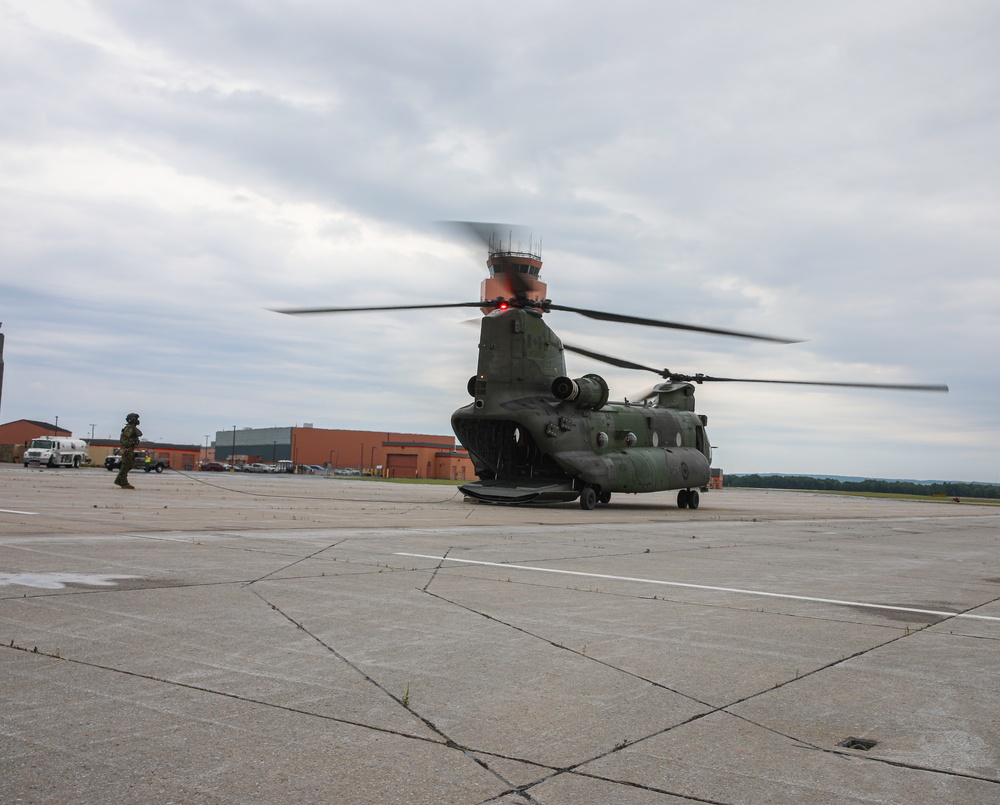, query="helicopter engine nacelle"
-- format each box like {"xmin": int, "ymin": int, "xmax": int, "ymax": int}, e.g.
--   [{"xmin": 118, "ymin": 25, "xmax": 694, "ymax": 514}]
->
[{"xmin": 552, "ymin": 373, "xmax": 610, "ymax": 410}]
